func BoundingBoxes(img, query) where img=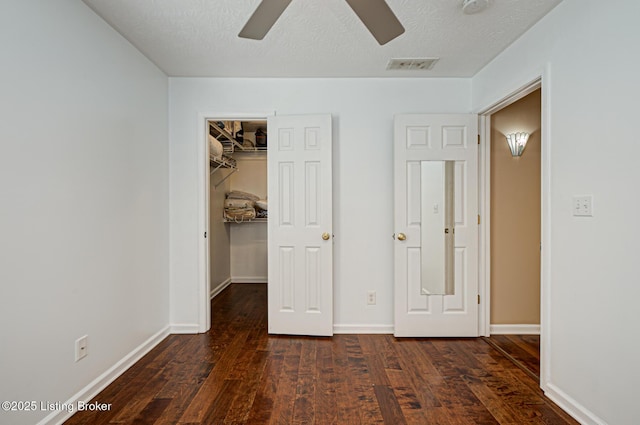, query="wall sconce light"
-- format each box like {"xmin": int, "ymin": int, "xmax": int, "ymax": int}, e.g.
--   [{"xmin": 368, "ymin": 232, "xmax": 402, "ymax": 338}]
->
[{"xmin": 506, "ymin": 132, "xmax": 530, "ymax": 157}]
